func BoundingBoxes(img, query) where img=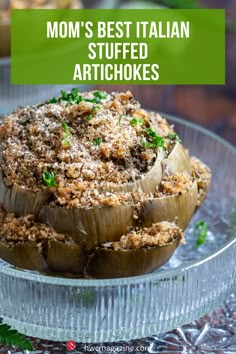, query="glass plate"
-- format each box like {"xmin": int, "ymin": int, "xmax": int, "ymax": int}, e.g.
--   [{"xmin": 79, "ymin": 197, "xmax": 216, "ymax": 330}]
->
[{"xmin": 0, "ymin": 115, "xmax": 235, "ymax": 343}]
